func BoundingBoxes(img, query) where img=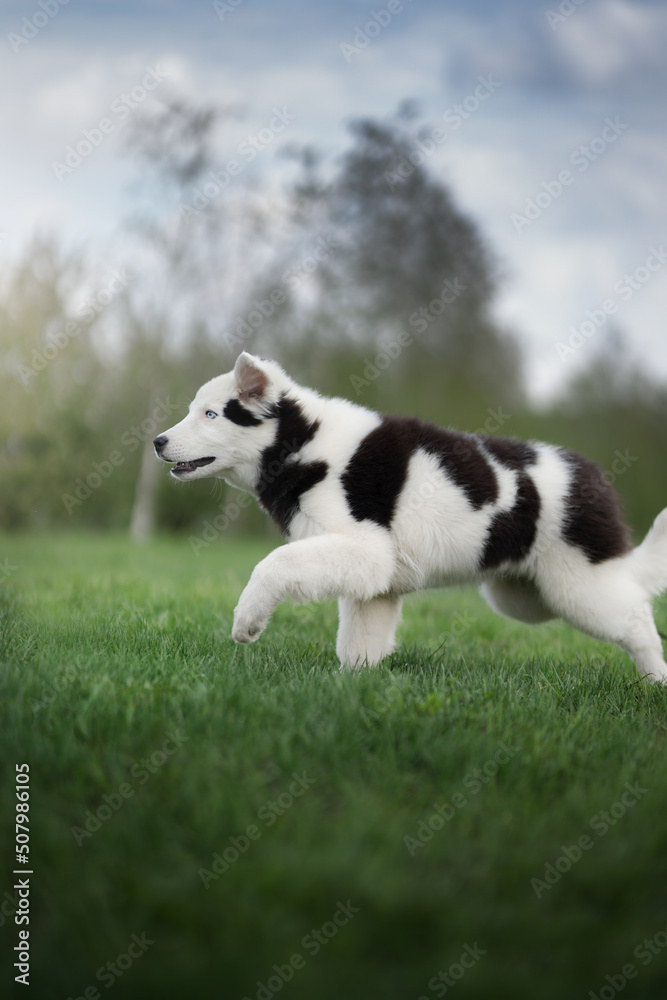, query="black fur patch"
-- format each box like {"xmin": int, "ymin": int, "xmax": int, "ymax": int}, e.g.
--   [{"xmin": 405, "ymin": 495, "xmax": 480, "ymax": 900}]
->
[
  {"xmin": 341, "ymin": 416, "xmax": 498, "ymax": 527},
  {"xmin": 223, "ymin": 399, "xmax": 262, "ymax": 427},
  {"xmin": 420, "ymin": 424, "xmax": 498, "ymax": 509},
  {"xmin": 256, "ymin": 396, "xmax": 328, "ymax": 534},
  {"xmin": 481, "ymin": 471, "xmax": 541, "ymax": 569},
  {"xmin": 561, "ymin": 450, "xmax": 632, "ymax": 563},
  {"xmin": 341, "ymin": 421, "xmax": 411, "ymax": 527},
  {"xmin": 481, "ymin": 435, "xmax": 537, "ymax": 470}
]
